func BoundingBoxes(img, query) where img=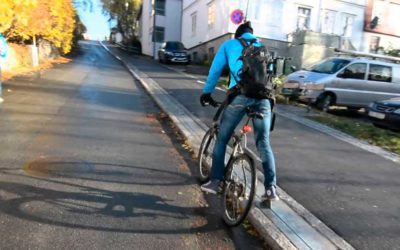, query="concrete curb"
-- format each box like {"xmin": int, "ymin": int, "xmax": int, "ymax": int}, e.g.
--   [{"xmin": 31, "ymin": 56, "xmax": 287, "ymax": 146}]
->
[{"xmin": 100, "ymin": 41, "xmax": 354, "ymax": 250}]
